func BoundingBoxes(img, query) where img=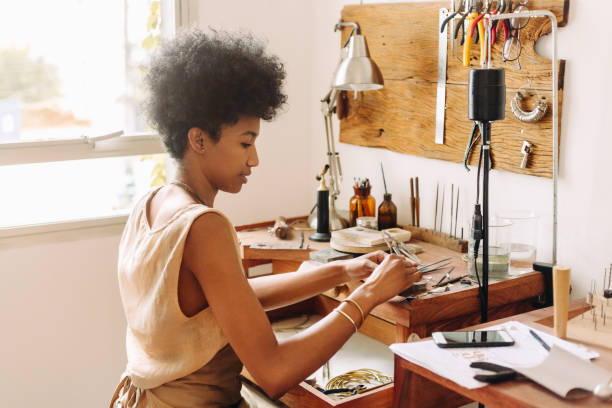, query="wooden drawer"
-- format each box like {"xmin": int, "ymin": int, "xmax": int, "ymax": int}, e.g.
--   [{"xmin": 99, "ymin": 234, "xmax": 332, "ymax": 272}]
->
[{"xmin": 268, "ymin": 296, "xmax": 396, "ymax": 408}]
